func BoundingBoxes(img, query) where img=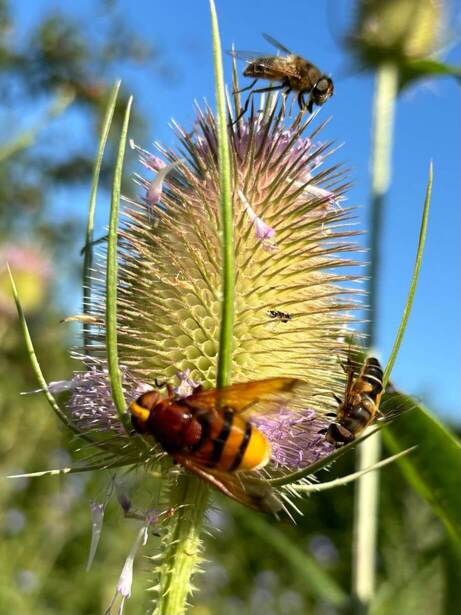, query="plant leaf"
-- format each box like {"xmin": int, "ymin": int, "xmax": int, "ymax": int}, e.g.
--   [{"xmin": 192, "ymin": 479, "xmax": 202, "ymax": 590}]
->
[
  {"xmin": 7, "ymin": 266, "xmax": 87, "ymax": 438},
  {"xmin": 267, "ymin": 427, "xmax": 382, "ymax": 486},
  {"xmin": 399, "ymin": 58, "xmax": 461, "ymax": 90},
  {"xmin": 229, "ymin": 503, "xmax": 349, "ymax": 608},
  {"xmin": 383, "ymin": 392, "xmax": 461, "ymax": 549},
  {"xmin": 106, "ymin": 95, "xmax": 133, "ymax": 433},
  {"xmin": 83, "ymin": 80, "xmax": 121, "ymax": 345},
  {"xmin": 383, "ymin": 163, "xmax": 432, "ymax": 387}
]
